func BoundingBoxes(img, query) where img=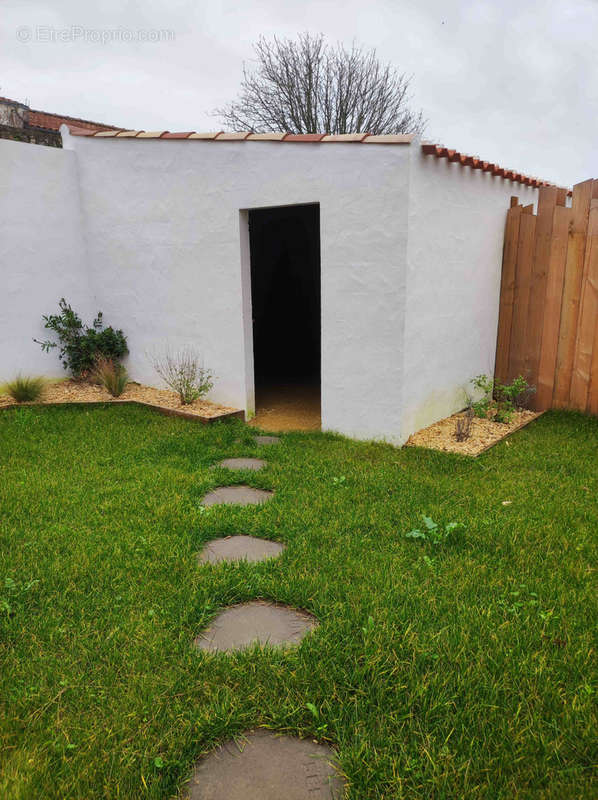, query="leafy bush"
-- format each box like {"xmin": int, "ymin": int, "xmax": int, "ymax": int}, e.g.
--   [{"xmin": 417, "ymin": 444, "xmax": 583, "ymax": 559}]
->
[
  {"xmin": 94, "ymin": 357, "xmax": 129, "ymax": 397},
  {"xmin": 3, "ymin": 375, "xmax": 45, "ymax": 403},
  {"xmin": 405, "ymin": 515, "xmax": 465, "ymax": 546},
  {"xmin": 471, "ymin": 374, "xmax": 535, "ymax": 424},
  {"xmin": 151, "ymin": 347, "xmax": 214, "ymax": 405},
  {"xmin": 35, "ymin": 299, "xmax": 128, "ymax": 378}
]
